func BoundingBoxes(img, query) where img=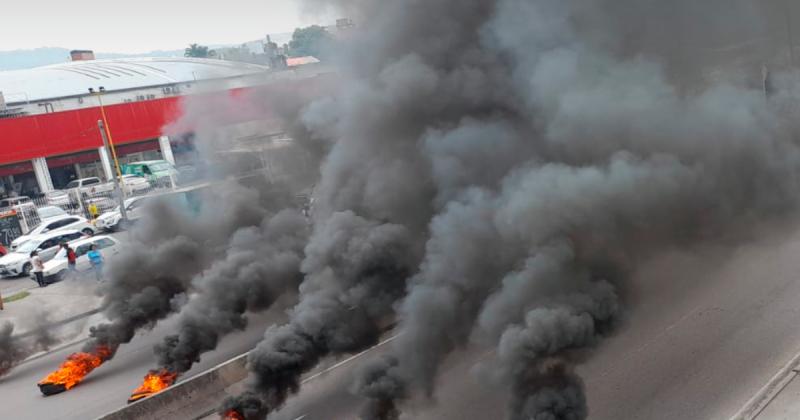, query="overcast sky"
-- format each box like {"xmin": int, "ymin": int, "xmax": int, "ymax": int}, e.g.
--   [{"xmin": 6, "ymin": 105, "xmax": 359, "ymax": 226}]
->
[{"xmin": 0, "ymin": 0, "xmax": 336, "ymax": 53}]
